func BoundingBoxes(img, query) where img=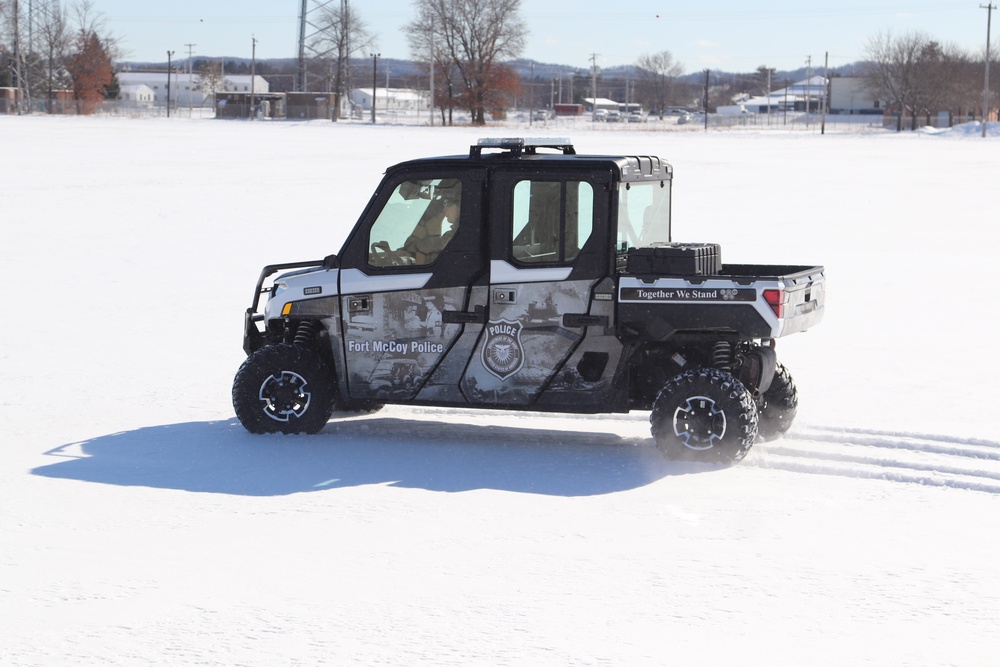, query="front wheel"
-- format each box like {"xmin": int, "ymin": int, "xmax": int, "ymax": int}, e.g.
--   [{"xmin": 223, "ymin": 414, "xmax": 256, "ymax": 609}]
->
[
  {"xmin": 233, "ymin": 343, "xmax": 336, "ymax": 434},
  {"xmin": 650, "ymin": 368, "xmax": 759, "ymax": 464}
]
